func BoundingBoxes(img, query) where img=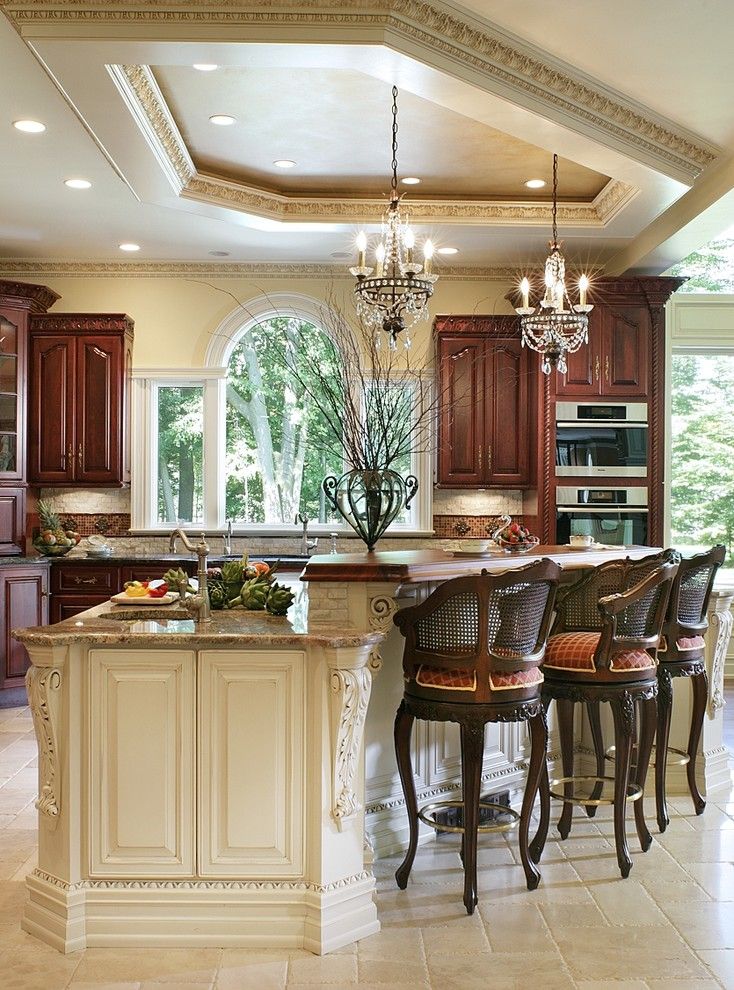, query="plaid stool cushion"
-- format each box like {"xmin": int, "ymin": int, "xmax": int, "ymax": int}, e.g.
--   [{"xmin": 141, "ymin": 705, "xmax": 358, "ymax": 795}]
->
[
  {"xmin": 675, "ymin": 635, "xmax": 706, "ymax": 651},
  {"xmin": 489, "ymin": 668, "xmax": 544, "ymax": 691},
  {"xmin": 415, "ymin": 666, "xmax": 476, "ymax": 691},
  {"xmin": 545, "ymin": 632, "xmax": 656, "ymax": 674}
]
